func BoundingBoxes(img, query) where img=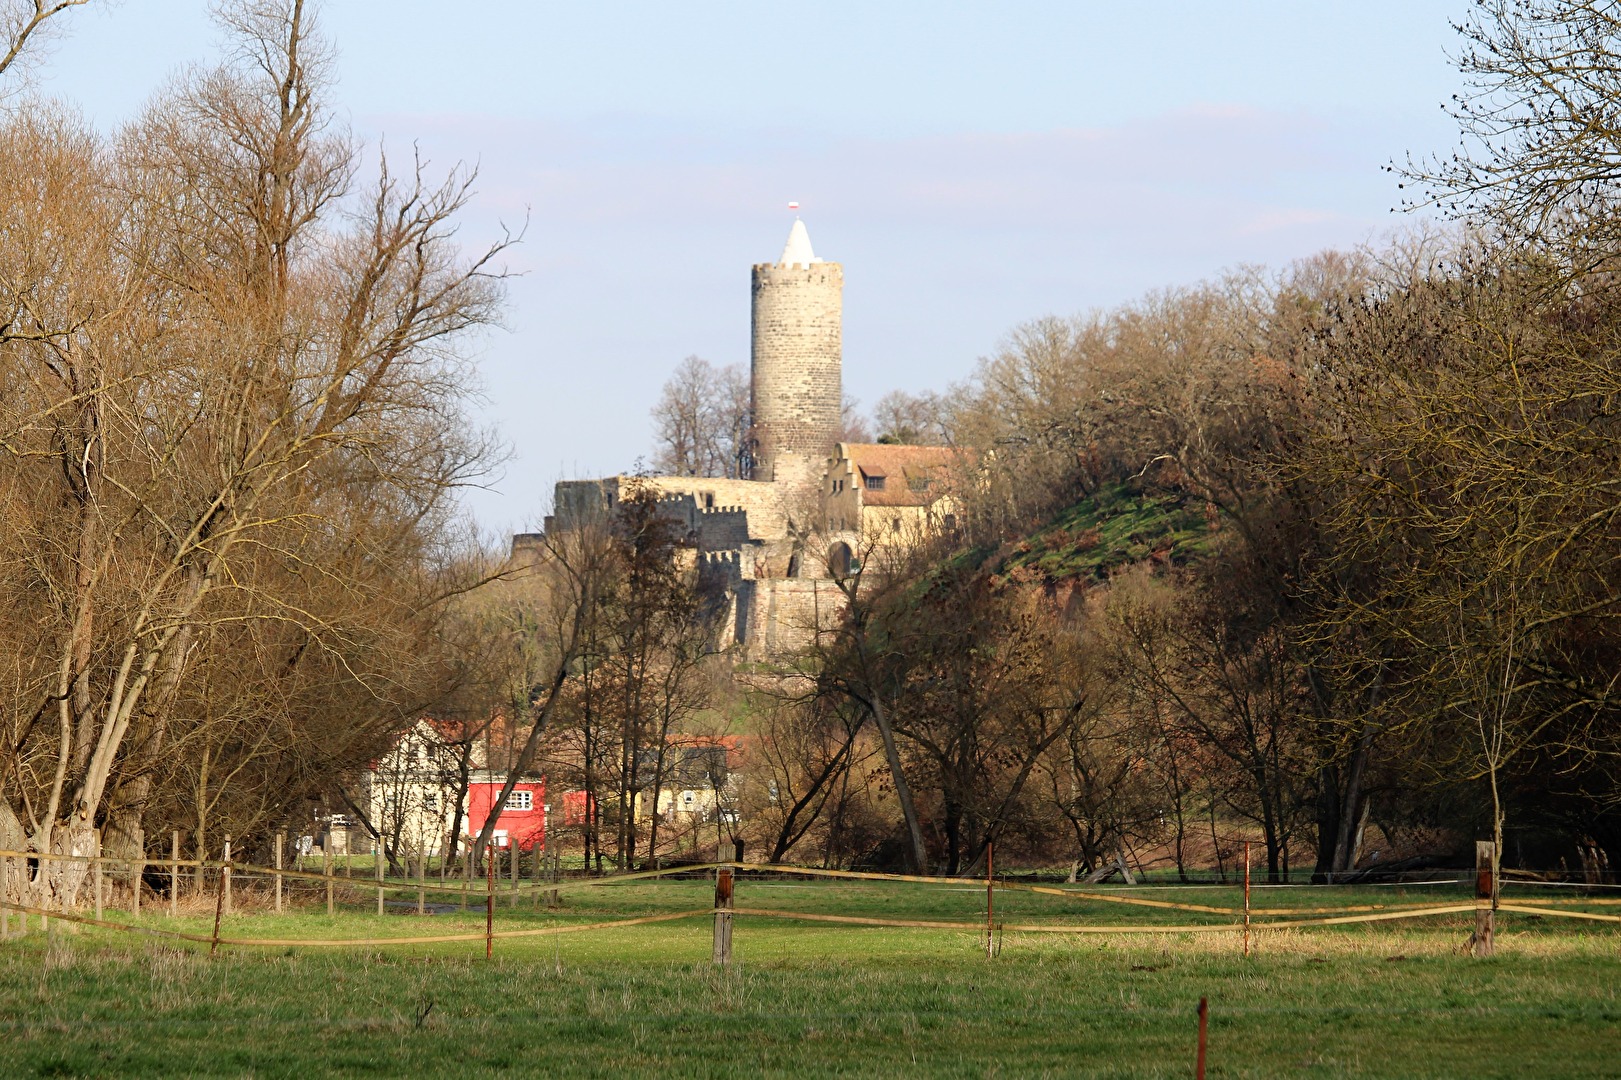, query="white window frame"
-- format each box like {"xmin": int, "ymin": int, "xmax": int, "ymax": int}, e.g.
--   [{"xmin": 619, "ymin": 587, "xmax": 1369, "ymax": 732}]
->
[{"xmin": 507, "ymin": 790, "xmax": 534, "ymax": 812}]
